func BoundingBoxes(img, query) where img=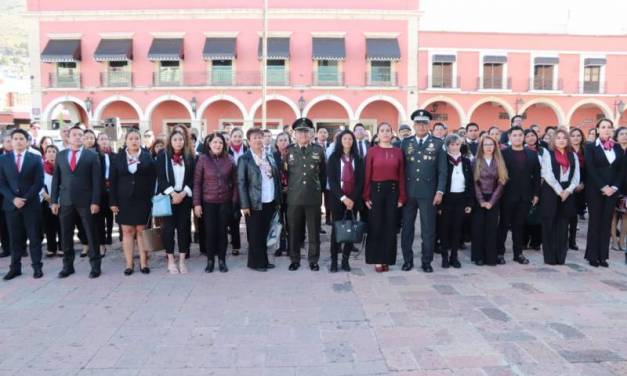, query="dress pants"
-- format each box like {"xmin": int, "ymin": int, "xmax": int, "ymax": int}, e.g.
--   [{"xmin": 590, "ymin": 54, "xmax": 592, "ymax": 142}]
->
[
  {"xmin": 288, "ymin": 204, "xmax": 321, "ymax": 264},
  {"xmin": 471, "ymin": 196, "xmax": 500, "ymax": 265},
  {"xmin": 6, "ymin": 204, "xmax": 43, "ymax": 272},
  {"xmin": 401, "ymin": 197, "xmax": 437, "ymax": 265},
  {"xmin": 202, "ymin": 201, "xmax": 231, "ymax": 261},
  {"xmin": 246, "ymin": 201, "xmax": 275, "ymax": 269},
  {"xmin": 585, "ymin": 190, "xmax": 618, "ymax": 263},
  {"xmin": 497, "ymin": 198, "xmax": 531, "ymax": 259},
  {"xmin": 60, "ymin": 205, "xmax": 101, "ymax": 270},
  {"xmin": 42, "ymin": 201, "xmax": 61, "ymax": 252},
  {"xmin": 365, "ymin": 181, "xmax": 399, "ymax": 265},
  {"xmin": 162, "ymin": 198, "xmax": 192, "ymax": 255},
  {"xmin": 228, "ymin": 203, "xmax": 242, "ymax": 250},
  {"xmin": 0, "ymin": 210, "xmax": 10, "ymax": 255},
  {"xmin": 542, "ymin": 215, "xmax": 569, "ymax": 265},
  {"xmin": 96, "ymin": 193, "xmax": 113, "ymax": 246},
  {"xmin": 439, "ymin": 193, "xmax": 466, "ymax": 260}
]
